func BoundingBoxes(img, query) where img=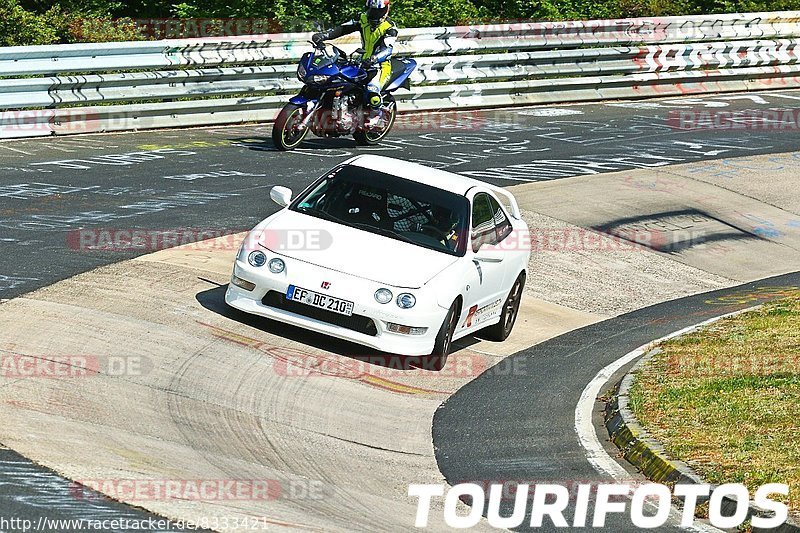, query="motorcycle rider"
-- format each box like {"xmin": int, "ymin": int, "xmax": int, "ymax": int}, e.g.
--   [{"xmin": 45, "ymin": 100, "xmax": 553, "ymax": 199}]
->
[{"xmin": 312, "ymin": 0, "xmax": 398, "ymax": 128}]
